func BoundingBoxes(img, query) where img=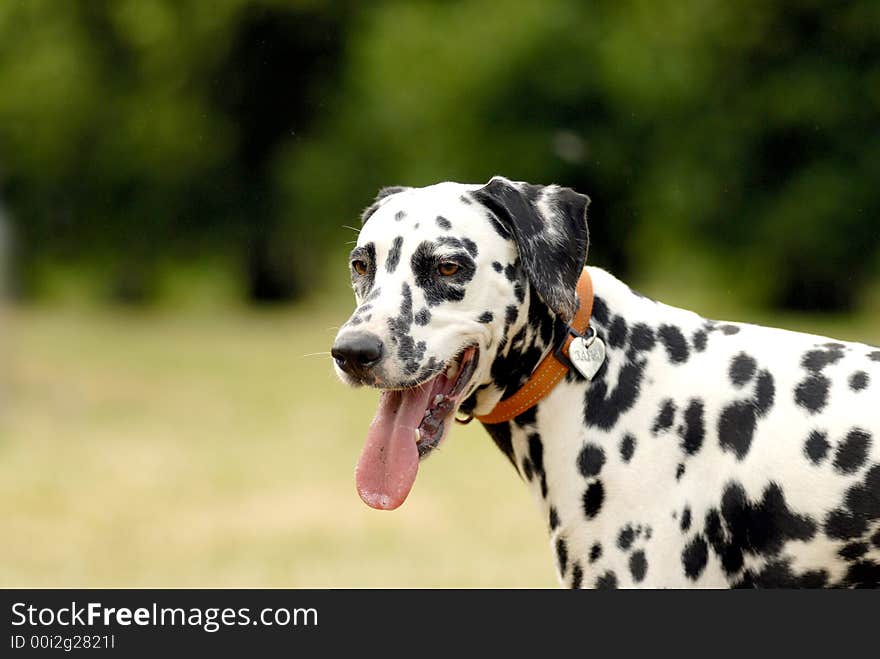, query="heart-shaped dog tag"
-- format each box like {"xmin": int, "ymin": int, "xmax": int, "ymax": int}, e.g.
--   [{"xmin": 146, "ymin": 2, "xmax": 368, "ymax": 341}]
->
[{"xmin": 569, "ymin": 335, "xmax": 606, "ymax": 381}]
